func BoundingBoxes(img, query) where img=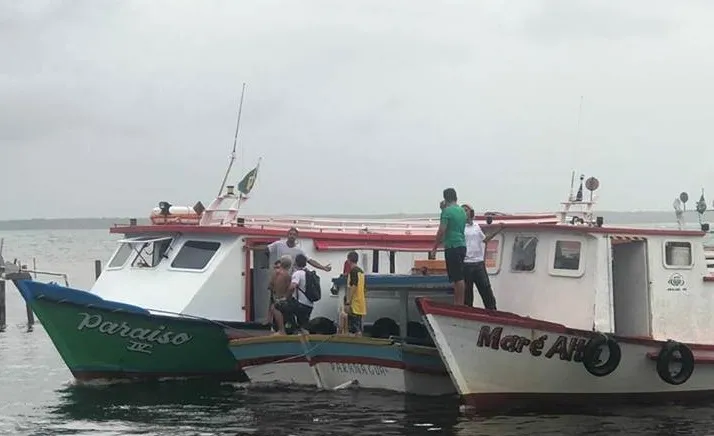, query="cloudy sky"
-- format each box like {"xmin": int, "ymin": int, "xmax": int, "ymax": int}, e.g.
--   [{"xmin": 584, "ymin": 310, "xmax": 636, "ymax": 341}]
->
[{"xmin": 1, "ymin": 0, "xmax": 713, "ymax": 219}]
